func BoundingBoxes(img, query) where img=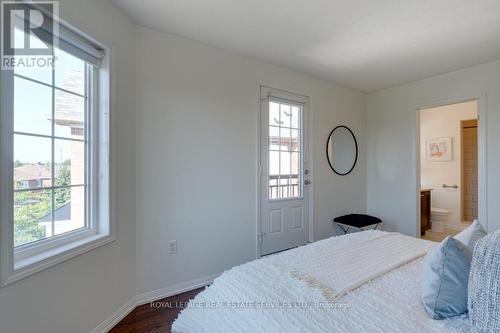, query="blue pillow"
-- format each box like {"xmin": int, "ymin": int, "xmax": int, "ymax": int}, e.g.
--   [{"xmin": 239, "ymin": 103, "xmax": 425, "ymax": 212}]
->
[{"xmin": 421, "ymin": 236, "xmax": 472, "ymax": 319}]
